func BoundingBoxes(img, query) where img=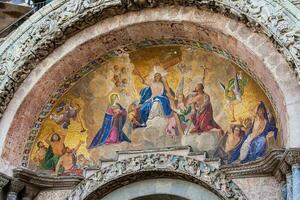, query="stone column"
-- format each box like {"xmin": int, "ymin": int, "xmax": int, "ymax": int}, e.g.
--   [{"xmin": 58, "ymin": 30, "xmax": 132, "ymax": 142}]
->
[
  {"xmin": 281, "ymin": 181, "xmax": 287, "ymax": 200},
  {"xmin": 21, "ymin": 186, "xmax": 39, "ymax": 200},
  {"xmin": 7, "ymin": 179, "xmax": 24, "ymax": 200},
  {"xmin": 286, "ymin": 173, "xmax": 293, "ymax": 200},
  {"xmin": 0, "ymin": 175, "xmax": 10, "ymax": 193},
  {"xmin": 285, "ymin": 150, "xmax": 300, "ymax": 200},
  {"xmin": 292, "ymin": 164, "xmax": 300, "ymax": 200}
]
